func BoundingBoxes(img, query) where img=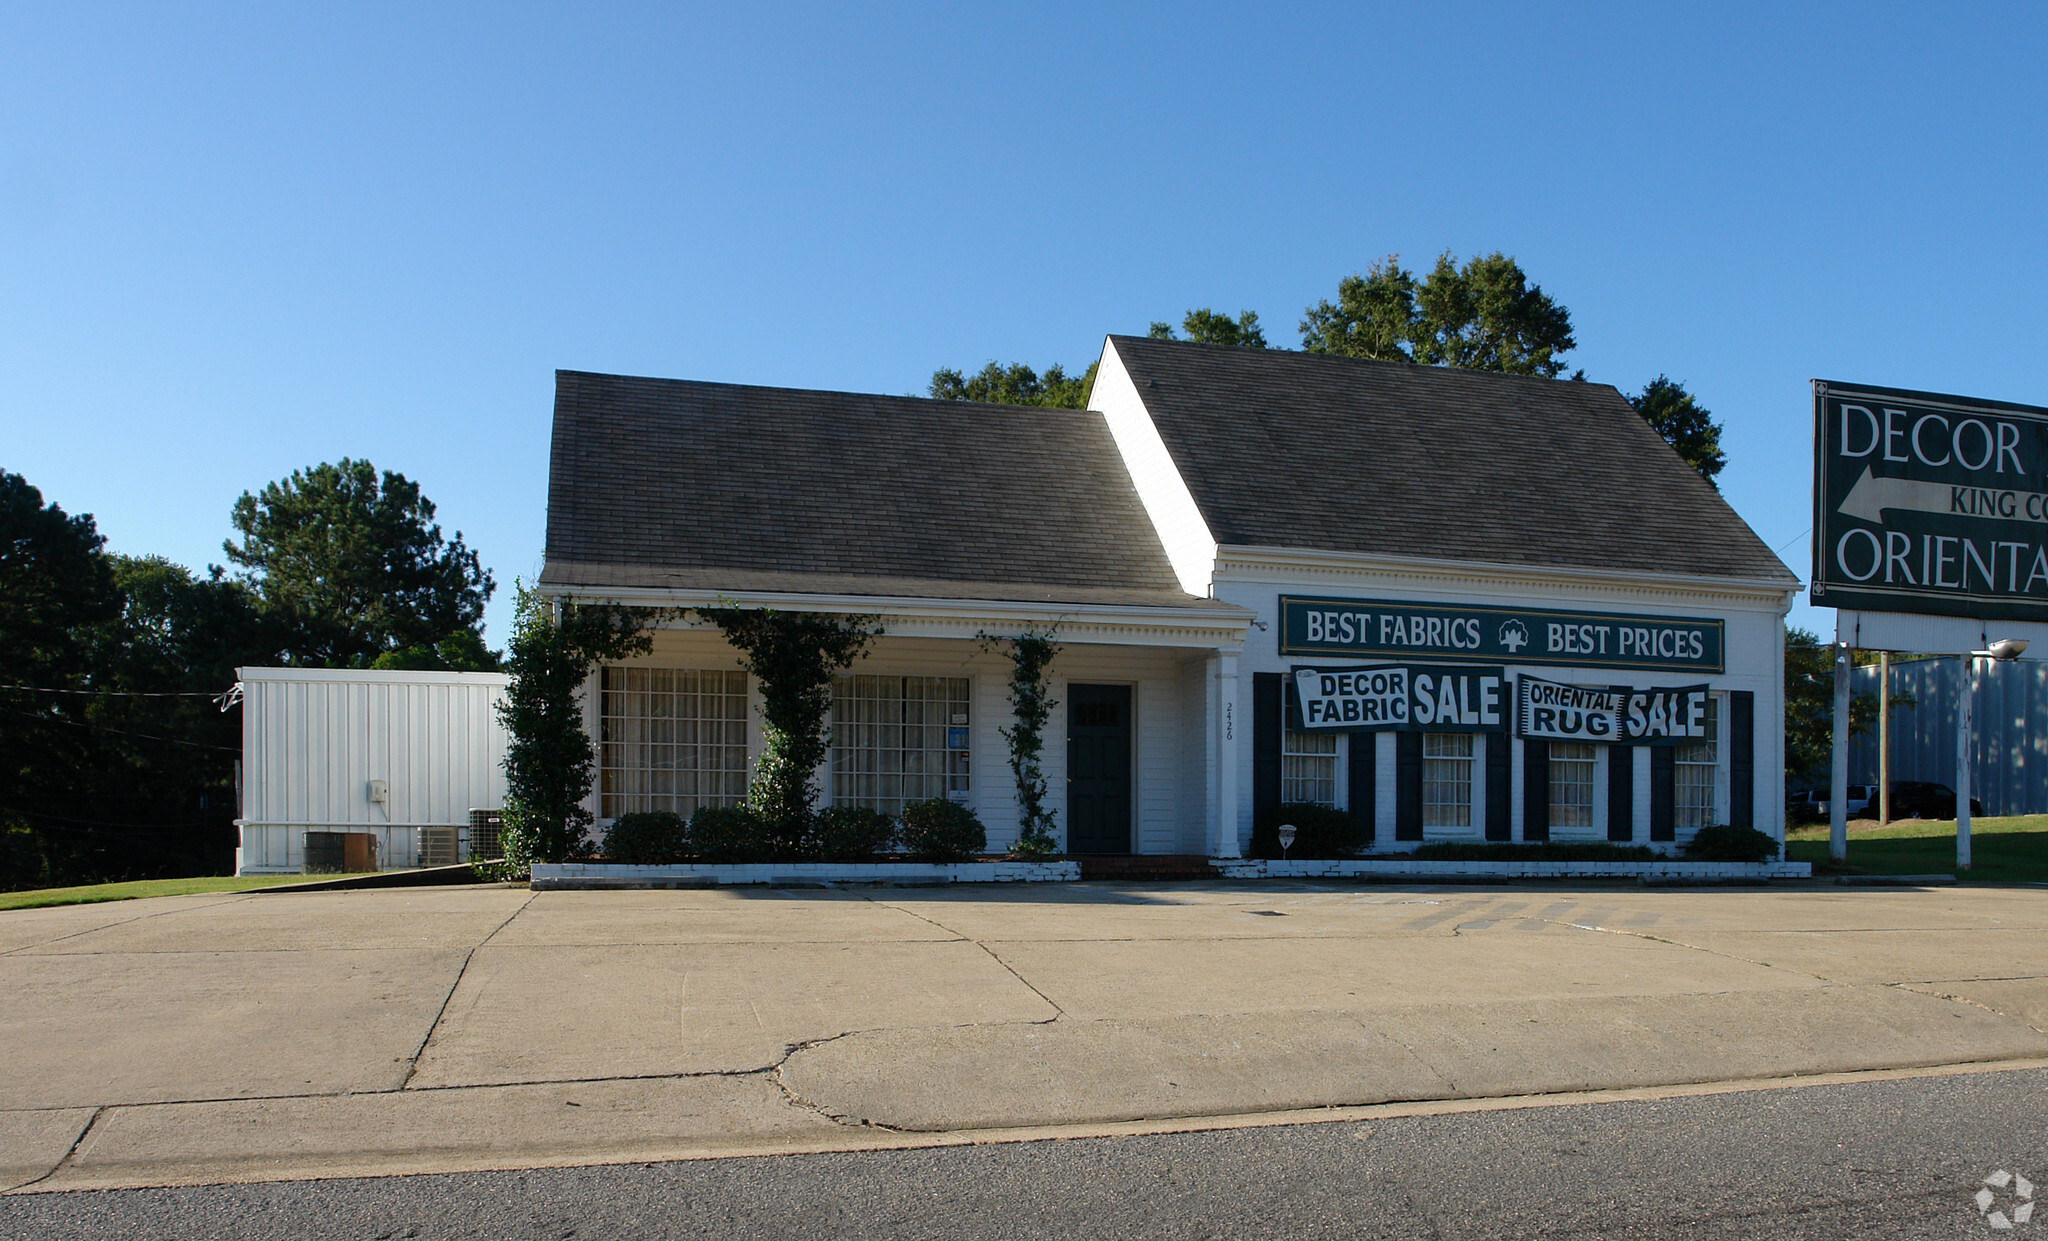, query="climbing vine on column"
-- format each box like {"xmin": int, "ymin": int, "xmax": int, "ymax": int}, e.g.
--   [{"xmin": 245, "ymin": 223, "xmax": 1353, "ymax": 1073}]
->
[
  {"xmin": 497, "ymin": 582, "xmax": 666, "ymax": 870},
  {"xmin": 695, "ymin": 605, "xmax": 881, "ymax": 847},
  {"xmin": 978, "ymin": 626, "xmax": 1061, "ymax": 858}
]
